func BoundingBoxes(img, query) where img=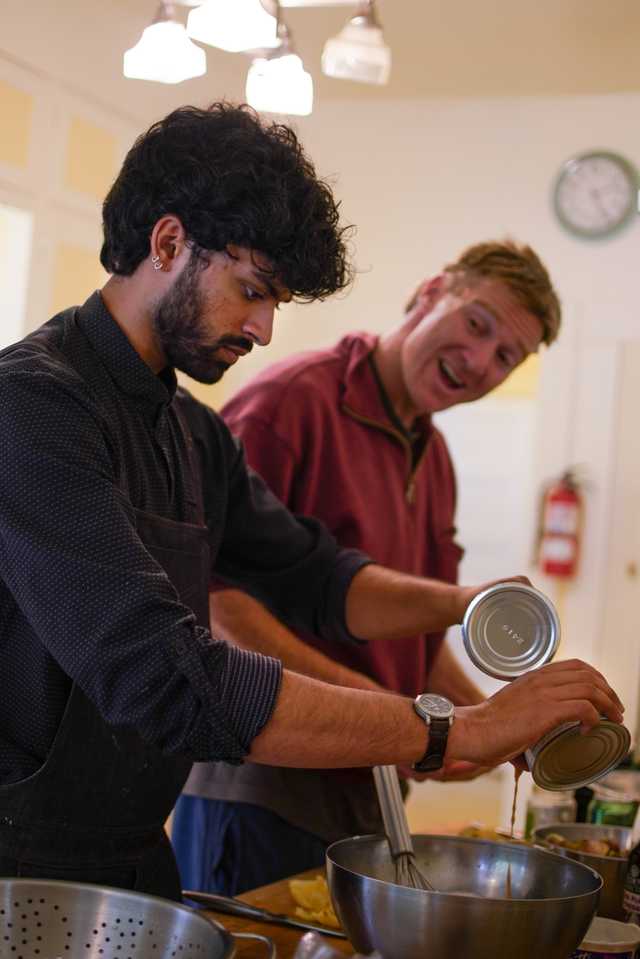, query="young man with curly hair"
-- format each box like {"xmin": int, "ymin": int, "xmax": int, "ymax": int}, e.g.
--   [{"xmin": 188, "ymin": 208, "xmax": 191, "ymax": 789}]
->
[{"xmin": 0, "ymin": 103, "xmax": 623, "ymax": 899}]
